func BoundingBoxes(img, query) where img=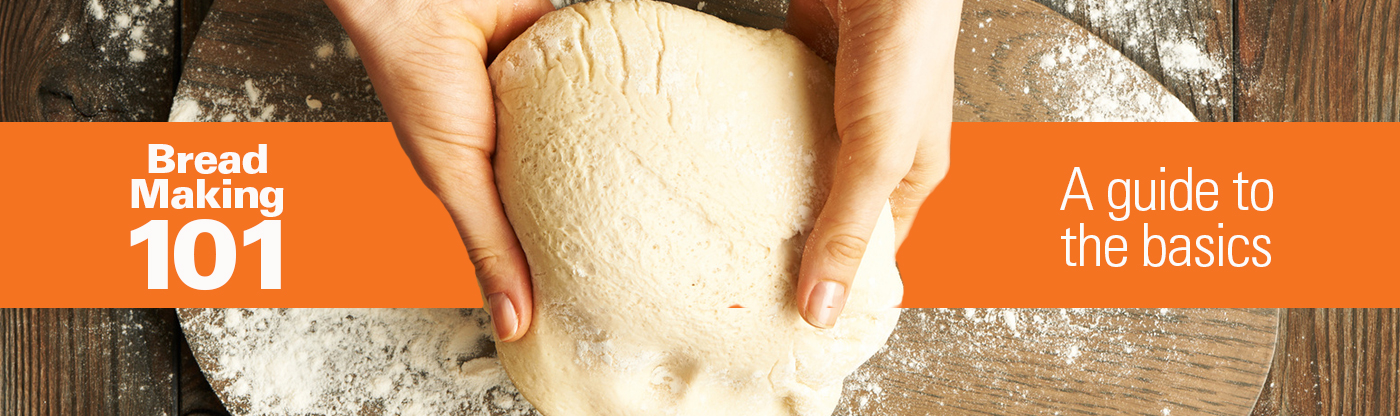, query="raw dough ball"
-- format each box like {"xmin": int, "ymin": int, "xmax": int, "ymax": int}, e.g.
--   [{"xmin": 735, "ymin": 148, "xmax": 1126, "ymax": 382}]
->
[{"xmin": 488, "ymin": 1, "xmax": 903, "ymax": 415}]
